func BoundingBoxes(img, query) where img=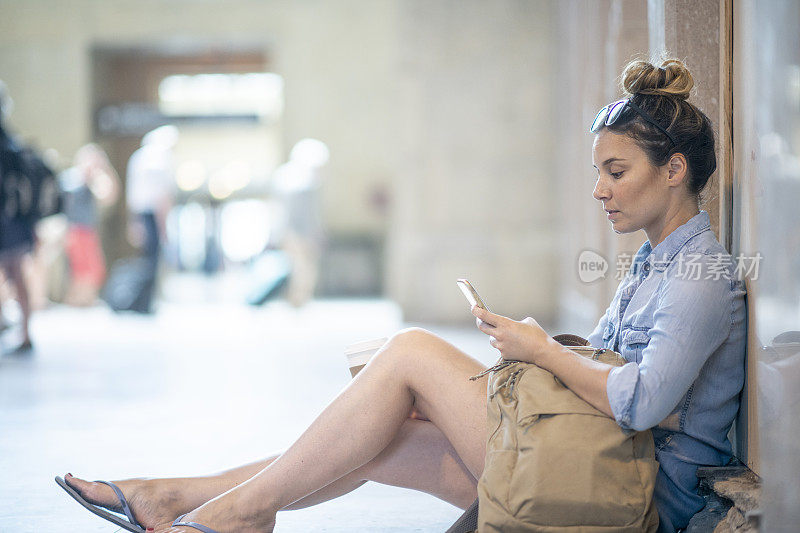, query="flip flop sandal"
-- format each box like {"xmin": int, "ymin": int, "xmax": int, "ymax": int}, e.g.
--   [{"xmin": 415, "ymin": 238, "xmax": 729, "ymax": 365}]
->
[
  {"xmin": 172, "ymin": 514, "xmax": 221, "ymax": 533},
  {"xmin": 55, "ymin": 476, "xmax": 146, "ymax": 532}
]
